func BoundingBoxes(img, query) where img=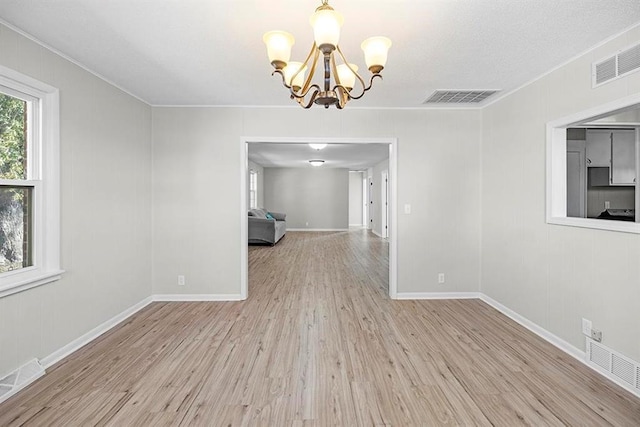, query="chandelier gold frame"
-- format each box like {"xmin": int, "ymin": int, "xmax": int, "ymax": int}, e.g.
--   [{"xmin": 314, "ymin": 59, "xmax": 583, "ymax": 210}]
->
[{"xmin": 263, "ymin": 0, "xmax": 391, "ymax": 109}]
